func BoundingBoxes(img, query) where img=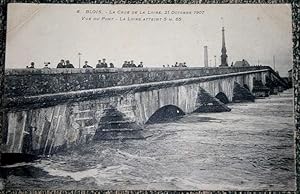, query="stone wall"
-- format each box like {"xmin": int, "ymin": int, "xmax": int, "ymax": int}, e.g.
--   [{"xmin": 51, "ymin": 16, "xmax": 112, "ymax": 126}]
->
[{"xmin": 4, "ymin": 66, "xmax": 269, "ymax": 98}]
